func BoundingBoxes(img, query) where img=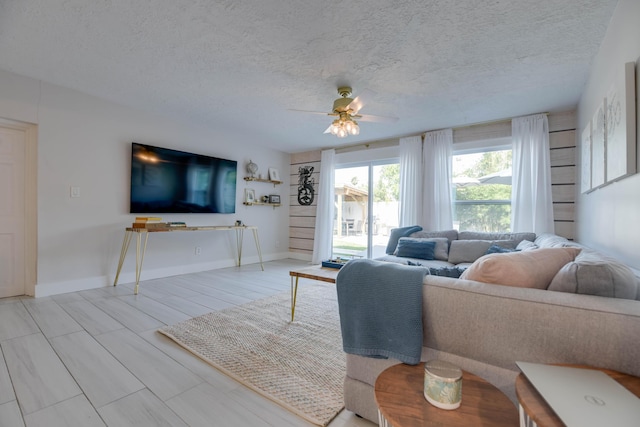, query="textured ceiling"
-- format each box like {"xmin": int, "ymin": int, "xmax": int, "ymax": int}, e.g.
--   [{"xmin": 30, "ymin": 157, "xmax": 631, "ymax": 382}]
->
[{"xmin": 0, "ymin": 0, "xmax": 618, "ymax": 153}]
